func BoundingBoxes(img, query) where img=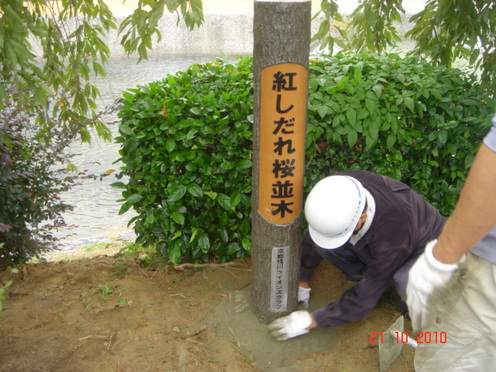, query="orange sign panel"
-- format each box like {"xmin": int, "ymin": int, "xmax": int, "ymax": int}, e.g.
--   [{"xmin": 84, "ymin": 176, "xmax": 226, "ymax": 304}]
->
[{"xmin": 258, "ymin": 63, "xmax": 308, "ymax": 225}]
